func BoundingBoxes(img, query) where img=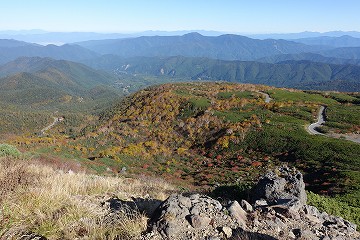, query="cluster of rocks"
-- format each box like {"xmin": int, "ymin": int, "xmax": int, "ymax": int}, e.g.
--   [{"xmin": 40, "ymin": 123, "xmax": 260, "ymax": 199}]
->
[
  {"xmin": 139, "ymin": 166, "xmax": 359, "ymax": 240},
  {"xmin": 11, "ymin": 166, "xmax": 358, "ymax": 239}
]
